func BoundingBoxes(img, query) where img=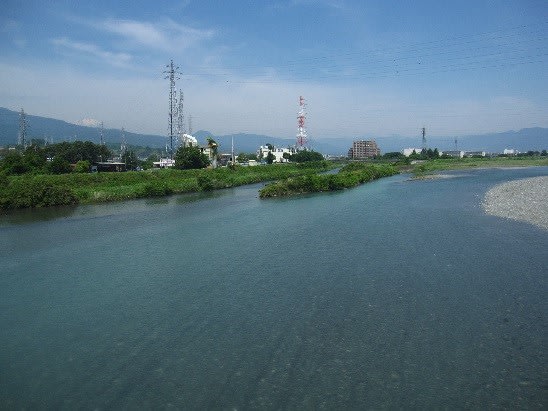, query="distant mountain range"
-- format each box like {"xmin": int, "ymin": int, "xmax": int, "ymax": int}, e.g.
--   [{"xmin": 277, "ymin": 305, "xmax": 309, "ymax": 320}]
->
[{"xmin": 1, "ymin": 107, "xmax": 546, "ymax": 155}]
